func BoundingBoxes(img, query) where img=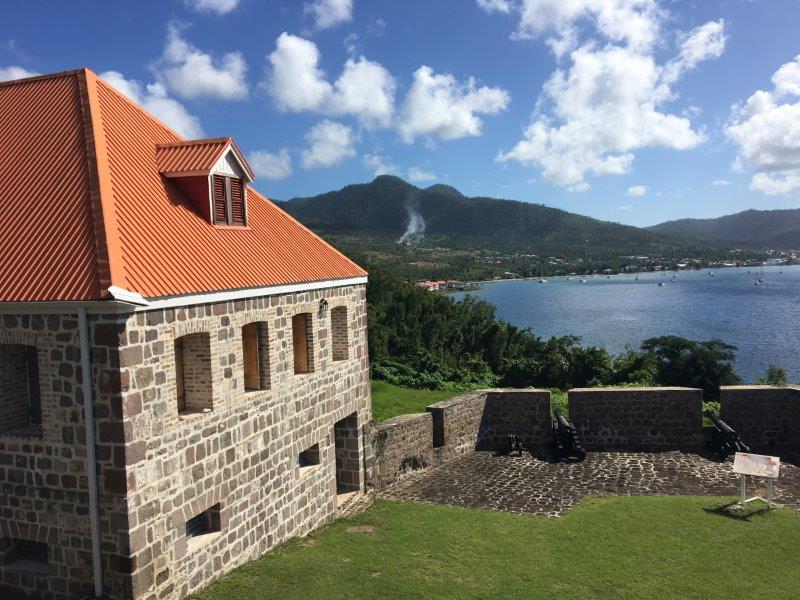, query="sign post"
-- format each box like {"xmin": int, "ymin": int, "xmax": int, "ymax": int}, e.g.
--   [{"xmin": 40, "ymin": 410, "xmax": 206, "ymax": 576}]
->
[{"xmin": 732, "ymin": 452, "xmax": 780, "ymax": 508}]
